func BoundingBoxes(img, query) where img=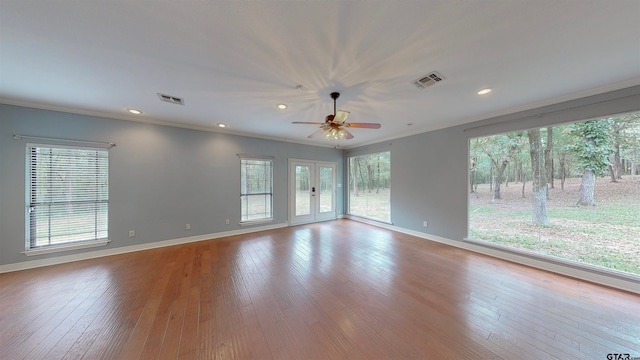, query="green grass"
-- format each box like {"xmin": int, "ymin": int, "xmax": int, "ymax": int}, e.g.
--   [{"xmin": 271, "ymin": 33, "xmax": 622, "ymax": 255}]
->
[
  {"xmin": 470, "ymin": 190, "xmax": 640, "ymax": 276},
  {"xmin": 348, "ymin": 189, "xmax": 391, "ymax": 222},
  {"xmin": 469, "ymin": 206, "xmax": 498, "ymax": 215},
  {"xmin": 548, "ymin": 205, "xmax": 640, "ymax": 227},
  {"xmin": 576, "ymin": 253, "xmax": 640, "ymax": 274},
  {"xmin": 470, "ymin": 206, "xmax": 531, "ymax": 218},
  {"xmin": 471, "ymin": 228, "xmax": 640, "ymax": 274}
]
